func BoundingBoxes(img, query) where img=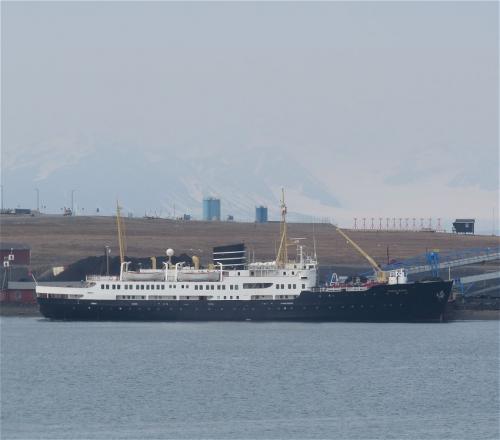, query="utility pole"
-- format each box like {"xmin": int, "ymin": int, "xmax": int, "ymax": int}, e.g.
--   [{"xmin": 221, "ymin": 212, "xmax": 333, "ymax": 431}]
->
[
  {"xmin": 35, "ymin": 188, "xmax": 40, "ymax": 212},
  {"xmin": 71, "ymin": 189, "xmax": 76, "ymax": 215}
]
